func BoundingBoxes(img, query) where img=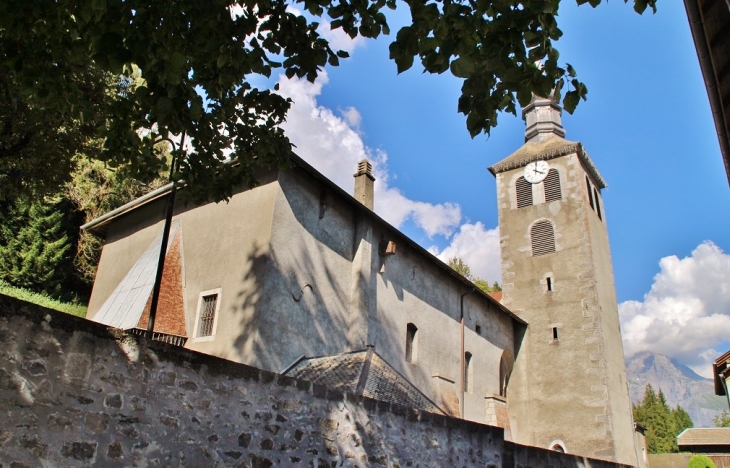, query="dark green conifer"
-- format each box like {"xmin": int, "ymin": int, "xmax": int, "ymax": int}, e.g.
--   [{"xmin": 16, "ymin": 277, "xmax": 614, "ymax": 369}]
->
[{"xmin": 0, "ymin": 197, "xmax": 71, "ymax": 297}]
